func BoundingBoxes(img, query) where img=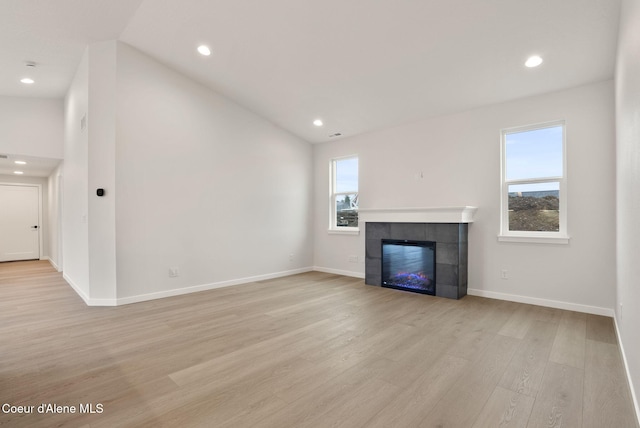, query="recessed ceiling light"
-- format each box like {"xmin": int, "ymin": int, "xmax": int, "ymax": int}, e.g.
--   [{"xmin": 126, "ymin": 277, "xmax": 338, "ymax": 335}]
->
[
  {"xmin": 14, "ymin": 161, "xmax": 26, "ymax": 165},
  {"xmin": 14, "ymin": 171, "xmax": 24, "ymax": 175},
  {"xmin": 197, "ymin": 45, "xmax": 211, "ymax": 56},
  {"xmin": 313, "ymin": 119, "xmax": 323, "ymax": 127},
  {"xmin": 20, "ymin": 78, "xmax": 34, "ymax": 84},
  {"xmin": 525, "ymin": 55, "xmax": 543, "ymax": 68}
]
